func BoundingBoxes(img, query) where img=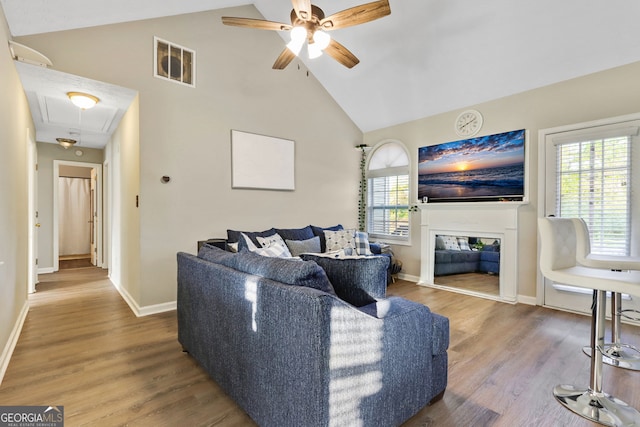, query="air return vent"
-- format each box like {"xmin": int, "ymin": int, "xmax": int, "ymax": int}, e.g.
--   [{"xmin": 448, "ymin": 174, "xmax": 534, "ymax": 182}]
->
[{"xmin": 153, "ymin": 37, "xmax": 195, "ymax": 87}]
